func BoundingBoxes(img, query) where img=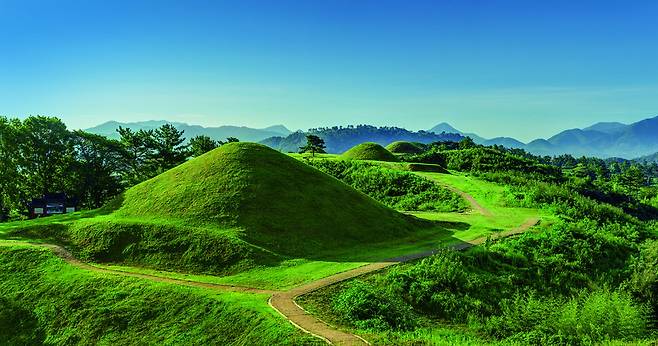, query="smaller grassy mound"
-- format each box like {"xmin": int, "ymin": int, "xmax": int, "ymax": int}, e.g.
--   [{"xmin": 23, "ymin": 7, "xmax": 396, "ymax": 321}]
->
[
  {"xmin": 386, "ymin": 141, "xmax": 425, "ymax": 154},
  {"xmin": 342, "ymin": 142, "xmax": 399, "ymax": 162},
  {"xmin": 0, "ymin": 246, "xmax": 318, "ymax": 345}
]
